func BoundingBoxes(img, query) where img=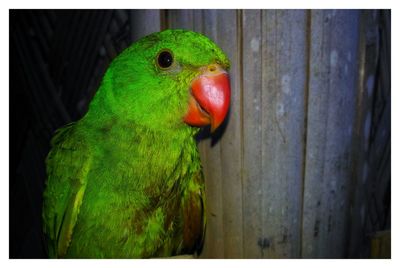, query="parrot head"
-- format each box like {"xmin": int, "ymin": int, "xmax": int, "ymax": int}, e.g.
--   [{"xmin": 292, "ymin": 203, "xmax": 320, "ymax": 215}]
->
[{"xmin": 89, "ymin": 29, "xmax": 231, "ymax": 133}]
